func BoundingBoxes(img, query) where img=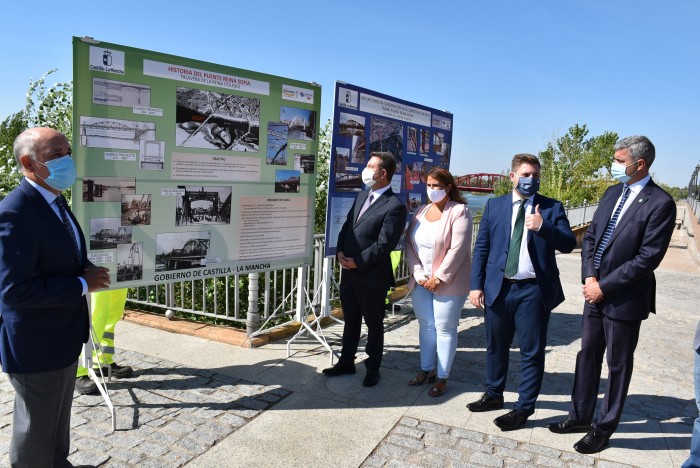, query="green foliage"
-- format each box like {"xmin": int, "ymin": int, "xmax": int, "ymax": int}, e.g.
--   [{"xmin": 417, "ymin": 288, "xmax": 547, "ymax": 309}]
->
[
  {"xmin": 314, "ymin": 119, "xmax": 332, "ymax": 234},
  {"xmin": 24, "ymin": 69, "xmax": 73, "ymax": 140},
  {"xmin": 0, "ymin": 112, "xmax": 27, "ymax": 197},
  {"xmin": 493, "ymin": 171, "xmax": 512, "ymax": 197},
  {"xmin": 538, "ymin": 124, "xmax": 618, "ymax": 205},
  {"xmin": 0, "ymin": 69, "xmax": 73, "ymax": 199},
  {"xmin": 657, "ymin": 182, "xmax": 687, "ymax": 200}
]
